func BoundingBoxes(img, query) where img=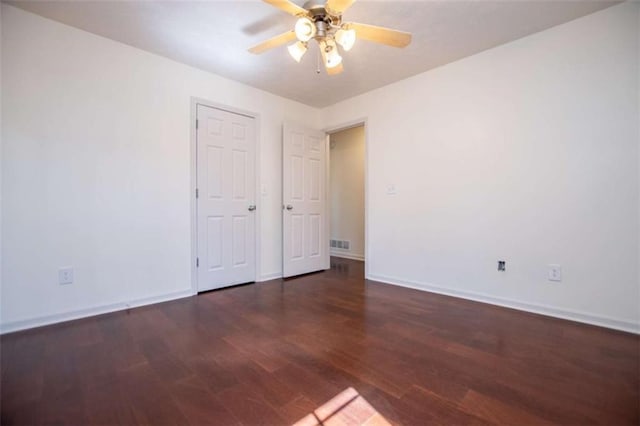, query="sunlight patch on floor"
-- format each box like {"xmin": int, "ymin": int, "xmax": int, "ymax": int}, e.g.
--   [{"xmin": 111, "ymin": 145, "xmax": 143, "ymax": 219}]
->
[{"xmin": 292, "ymin": 387, "xmax": 391, "ymax": 426}]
